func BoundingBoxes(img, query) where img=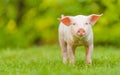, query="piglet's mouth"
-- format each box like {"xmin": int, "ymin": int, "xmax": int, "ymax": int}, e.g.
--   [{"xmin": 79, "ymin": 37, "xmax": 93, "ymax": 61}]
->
[
  {"xmin": 77, "ymin": 33, "xmax": 86, "ymax": 36},
  {"xmin": 74, "ymin": 34, "xmax": 87, "ymax": 39}
]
